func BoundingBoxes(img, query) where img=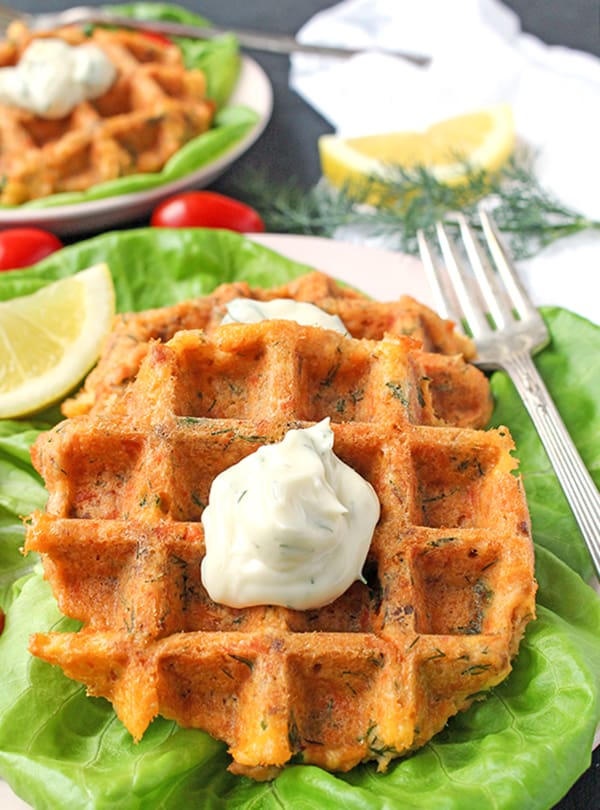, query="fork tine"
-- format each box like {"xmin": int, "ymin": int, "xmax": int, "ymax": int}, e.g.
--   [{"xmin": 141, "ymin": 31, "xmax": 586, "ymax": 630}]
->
[
  {"xmin": 455, "ymin": 213, "xmax": 514, "ymax": 329},
  {"xmin": 434, "ymin": 221, "xmax": 491, "ymax": 339},
  {"xmin": 416, "ymin": 229, "xmax": 459, "ymax": 323},
  {"xmin": 478, "ymin": 206, "xmax": 536, "ymax": 320},
  {"xmin": 420, "ymin": 208, "xmax": 600, "ymax": 577}
]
